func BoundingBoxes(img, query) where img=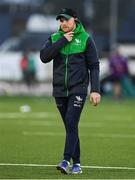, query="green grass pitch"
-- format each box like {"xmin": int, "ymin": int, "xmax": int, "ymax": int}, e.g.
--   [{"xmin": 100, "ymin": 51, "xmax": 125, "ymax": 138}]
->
[{"xmin": 0, "ymin": 96, "xmax": 135, "ymax": 179}]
